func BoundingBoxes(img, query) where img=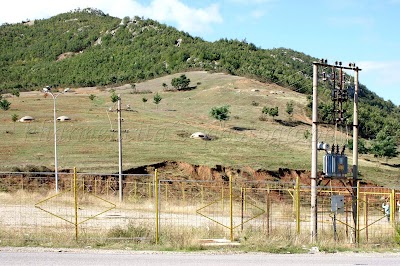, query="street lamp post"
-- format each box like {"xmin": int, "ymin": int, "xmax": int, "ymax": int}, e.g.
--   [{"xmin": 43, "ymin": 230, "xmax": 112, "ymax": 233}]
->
[{"xmin": 43, "ymin": 86, "xmax": 70, "ymax": 193}]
